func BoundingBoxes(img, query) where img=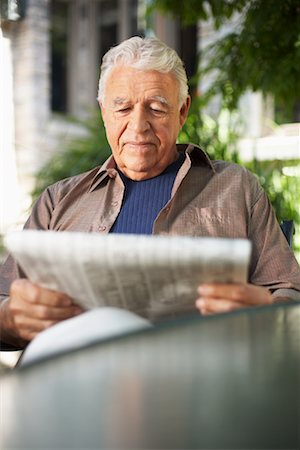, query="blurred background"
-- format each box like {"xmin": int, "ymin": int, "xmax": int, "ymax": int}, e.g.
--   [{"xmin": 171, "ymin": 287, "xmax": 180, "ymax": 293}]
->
[{"xmin": 0, "ymin": 0, "xmax": 299, "ymax": 260}]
